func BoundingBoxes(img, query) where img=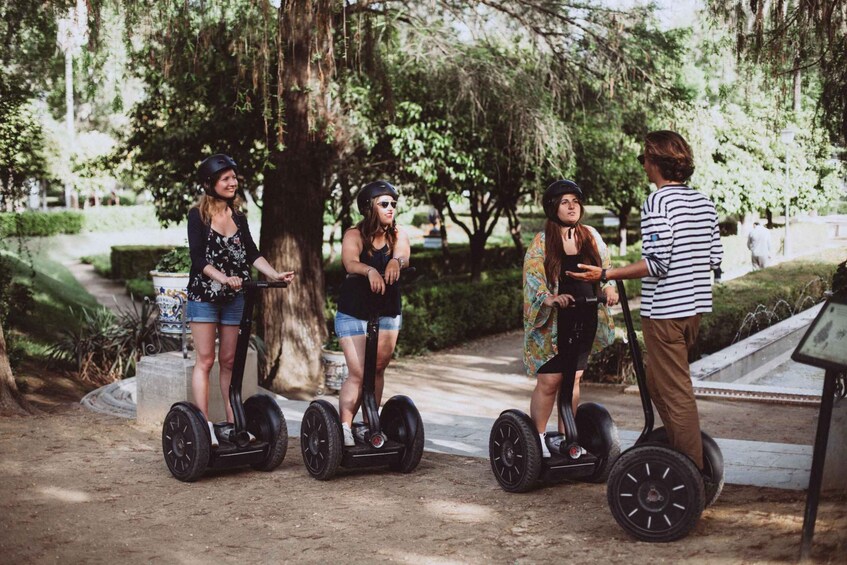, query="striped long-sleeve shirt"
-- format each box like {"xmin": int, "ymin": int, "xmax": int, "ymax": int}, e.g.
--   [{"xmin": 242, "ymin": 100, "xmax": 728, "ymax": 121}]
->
[{"xmin": 640, "ymin": 184, "xmax": 723, "ymax": 319}]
